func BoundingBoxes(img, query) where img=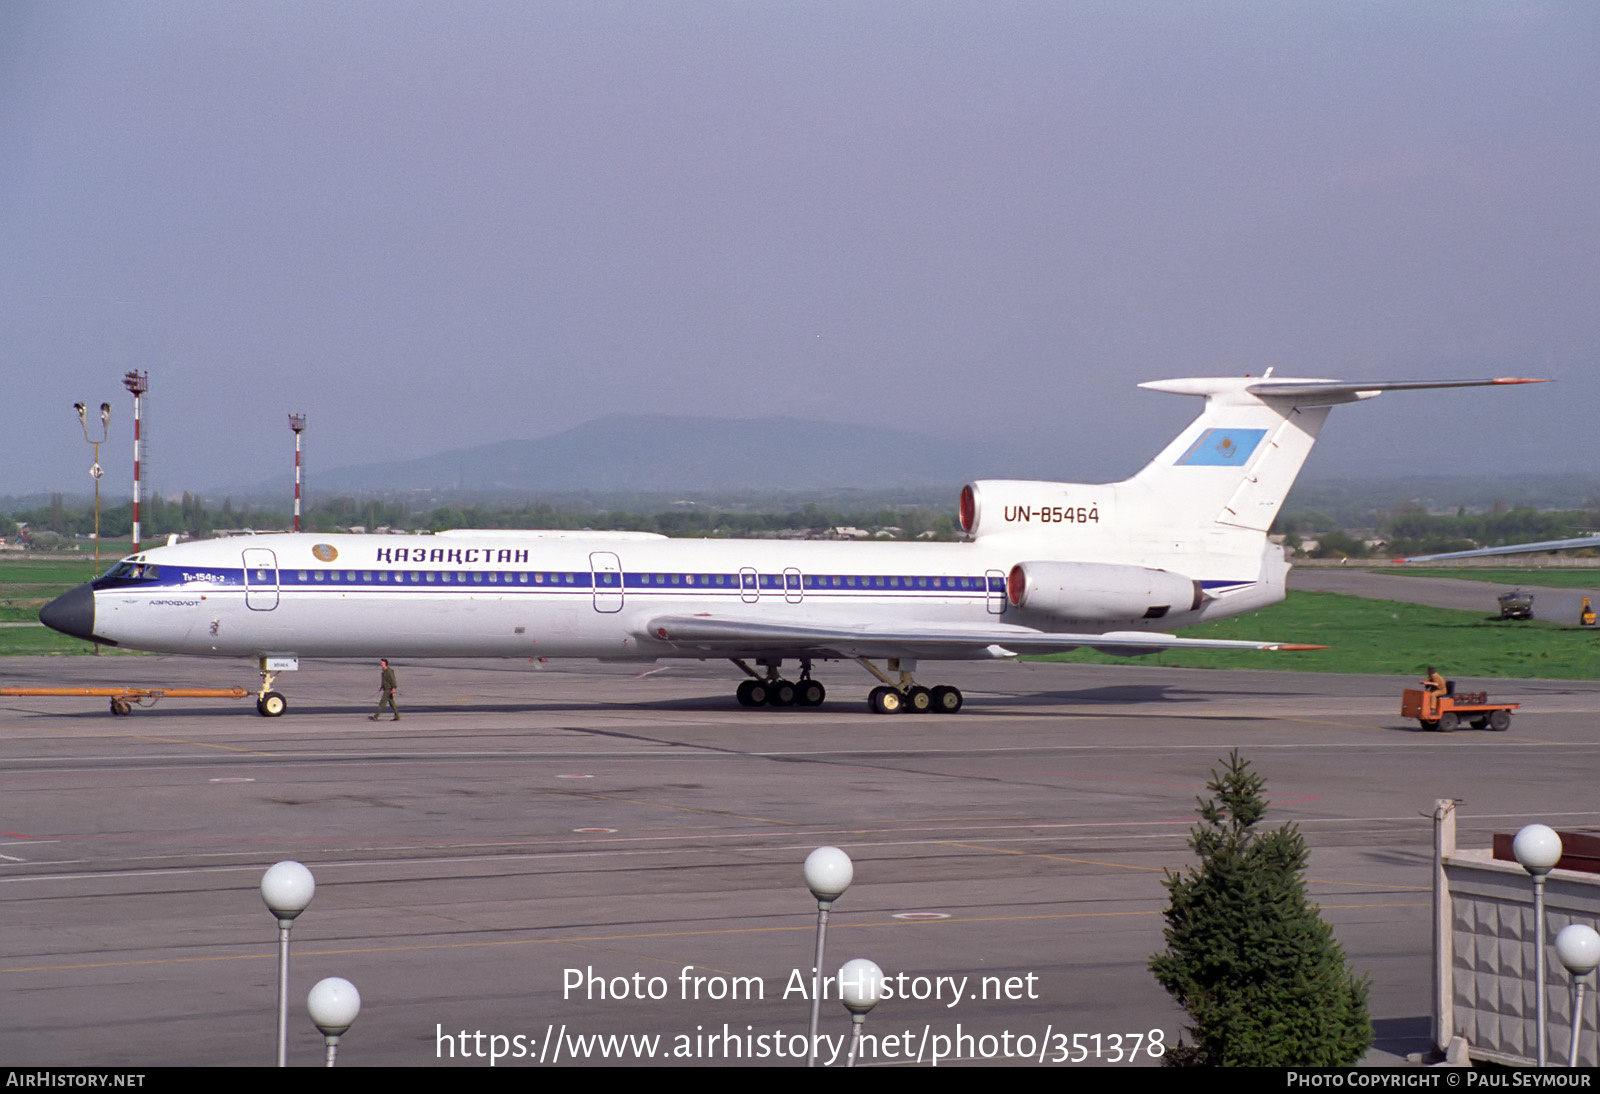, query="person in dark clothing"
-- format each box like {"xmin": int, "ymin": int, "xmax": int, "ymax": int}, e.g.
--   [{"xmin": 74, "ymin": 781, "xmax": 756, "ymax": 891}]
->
[{"xmin": 370, "ymin": 658, "xmax": 400, "ymax": 721}]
